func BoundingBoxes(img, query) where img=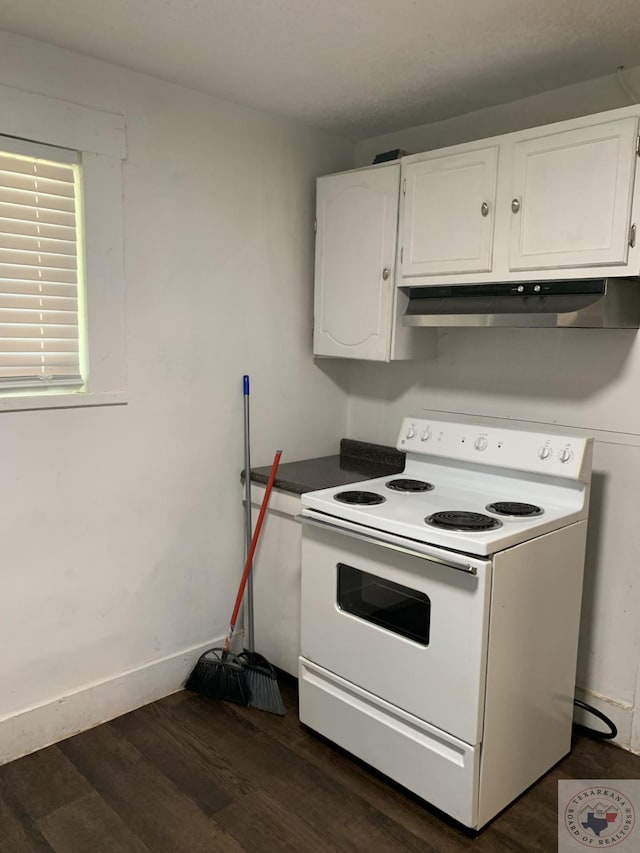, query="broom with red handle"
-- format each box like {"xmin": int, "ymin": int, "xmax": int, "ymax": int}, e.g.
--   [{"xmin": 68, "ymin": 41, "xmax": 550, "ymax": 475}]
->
[
  {"xmin": 185, "ymin": 450, "xmax": 282, "ymax": 707},
  {"xmin": 223, "ymin": 449, "xmax": 282, "ymax": 651}
]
